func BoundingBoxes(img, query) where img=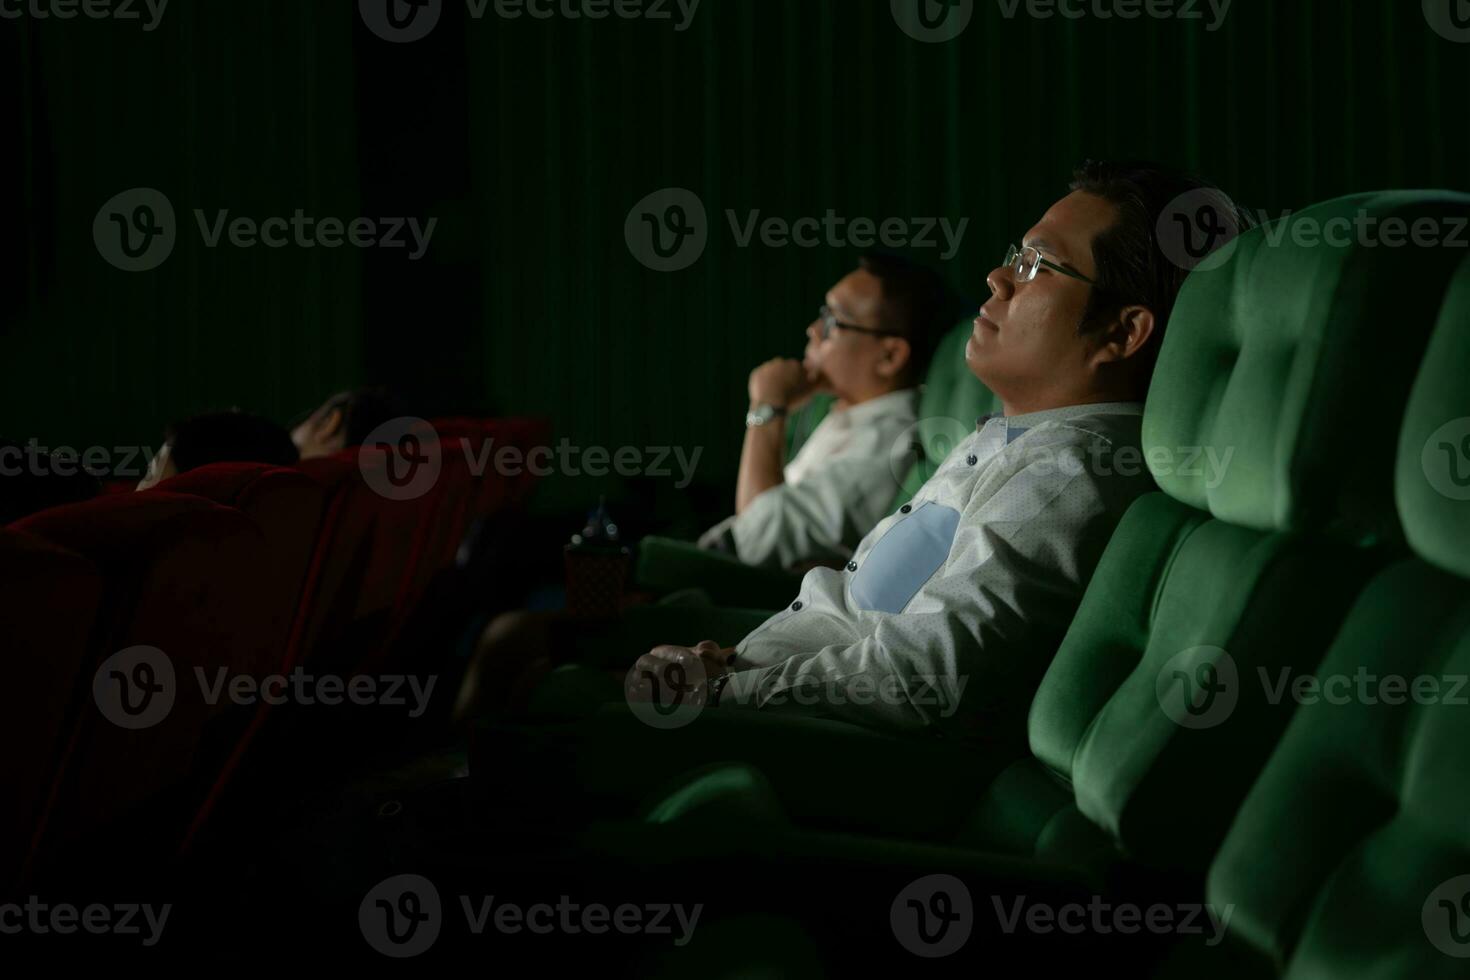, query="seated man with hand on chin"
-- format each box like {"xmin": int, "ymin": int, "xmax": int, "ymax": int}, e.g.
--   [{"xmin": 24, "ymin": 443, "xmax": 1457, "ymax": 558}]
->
[{"xmin": 698, "ymin": 252, "xmax": 961, "ymax": 571}]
